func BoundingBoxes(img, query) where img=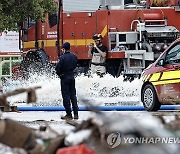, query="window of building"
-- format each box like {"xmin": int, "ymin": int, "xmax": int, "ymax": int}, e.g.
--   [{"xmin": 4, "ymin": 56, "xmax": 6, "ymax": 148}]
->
[{"xmin": 48, "ymin": 13, "xmax": 57, "ymax": 28}]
